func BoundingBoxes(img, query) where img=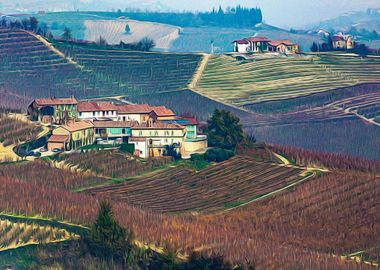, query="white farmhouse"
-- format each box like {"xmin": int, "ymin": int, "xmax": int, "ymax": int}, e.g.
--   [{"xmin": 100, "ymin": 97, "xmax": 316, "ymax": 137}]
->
[{"xmin": 77, "ymin": 101, "xmax": 118, "ymax": 121}]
